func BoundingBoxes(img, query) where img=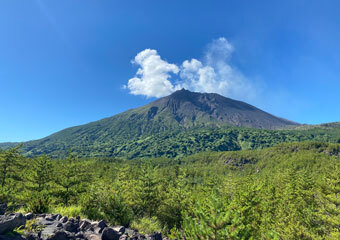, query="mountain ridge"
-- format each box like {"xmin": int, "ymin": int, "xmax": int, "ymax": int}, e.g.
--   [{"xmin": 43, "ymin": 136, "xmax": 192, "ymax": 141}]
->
[{"xmin": 2, "ymin": 89, "xmax": 303, "ymax": 157}]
